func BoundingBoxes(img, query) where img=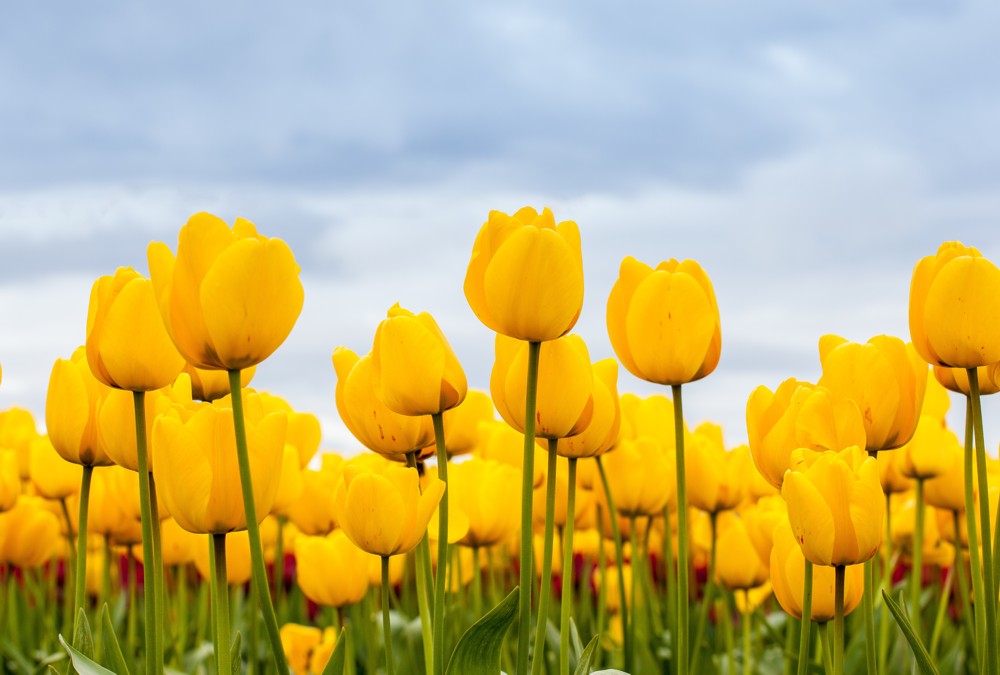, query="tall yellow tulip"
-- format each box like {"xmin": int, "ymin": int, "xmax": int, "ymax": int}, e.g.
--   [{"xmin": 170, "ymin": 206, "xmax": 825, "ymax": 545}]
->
[
  {"xmin": 28, "ymin": 435, "xmax": 81, "ymax": 501},
  {"xmin": 46, "ymin": 347, "xmax": 113, "ymax": 468},
  {"xmin": 0, "ymin": 496, "xmax": 61, "ymax": 568},
  {"xmin": 685, "ymin": 424, "xmax": 747, "ymax": 514},
  {"xmin": 714, "ymin": 514, "xmax": 768, "ymax": 591},
  {"xmin": 0, "ymin": 449, "xmax": 18, "ymax": 513},
  {"xmin": 0, "ymin": 407, "xmax": 41, "ymax": 480},
  {"xmin": 295, "ymin": 530, "xmax": 369, "ymax": 608},
  {"xmin": 448, "ymin": 458, "xmax": 520, "ymax": 547},
  {"xmin": 553, "ymin": 359, "xmax": 621, "ymax": 459},
  {"xmin": 442, "ymin": 389, "xmax": 495, "ymax": 457}
]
